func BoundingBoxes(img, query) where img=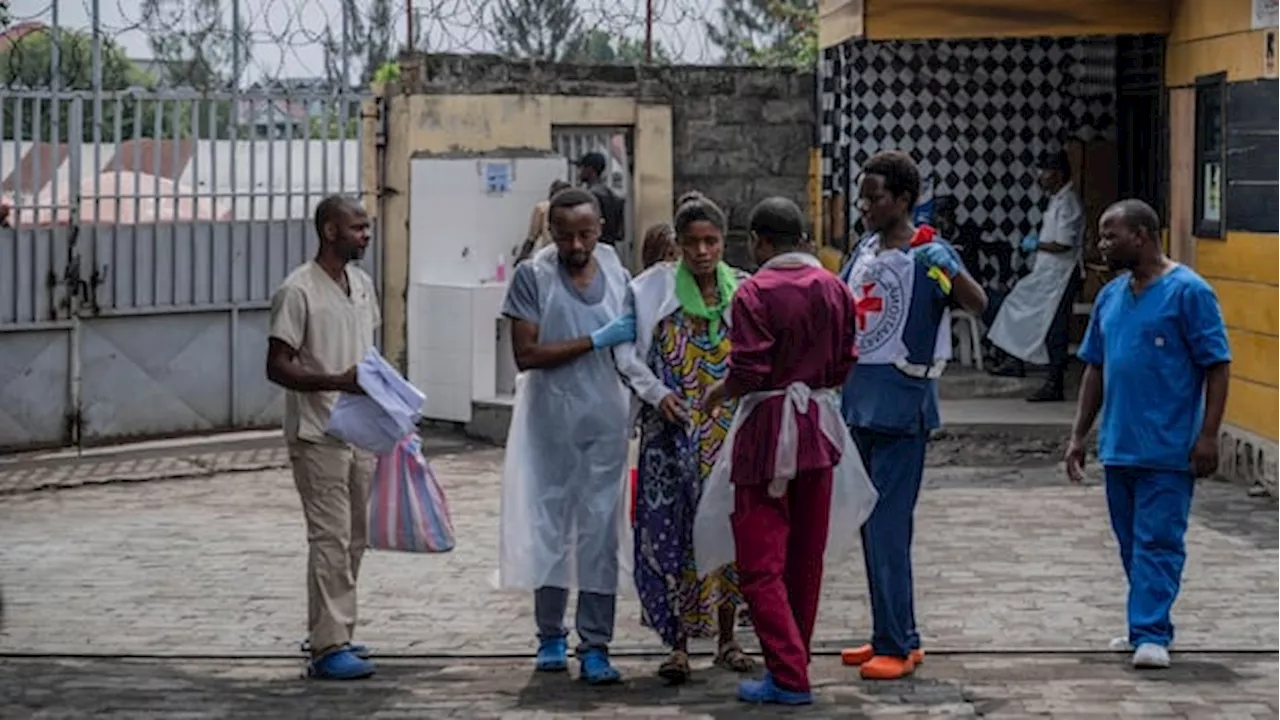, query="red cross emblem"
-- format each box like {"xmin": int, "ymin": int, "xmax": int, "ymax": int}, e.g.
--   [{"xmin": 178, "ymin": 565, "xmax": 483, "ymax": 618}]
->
[{"xmin": 854, "ymin": 282, "xmax": 883, "ymax": 330}]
